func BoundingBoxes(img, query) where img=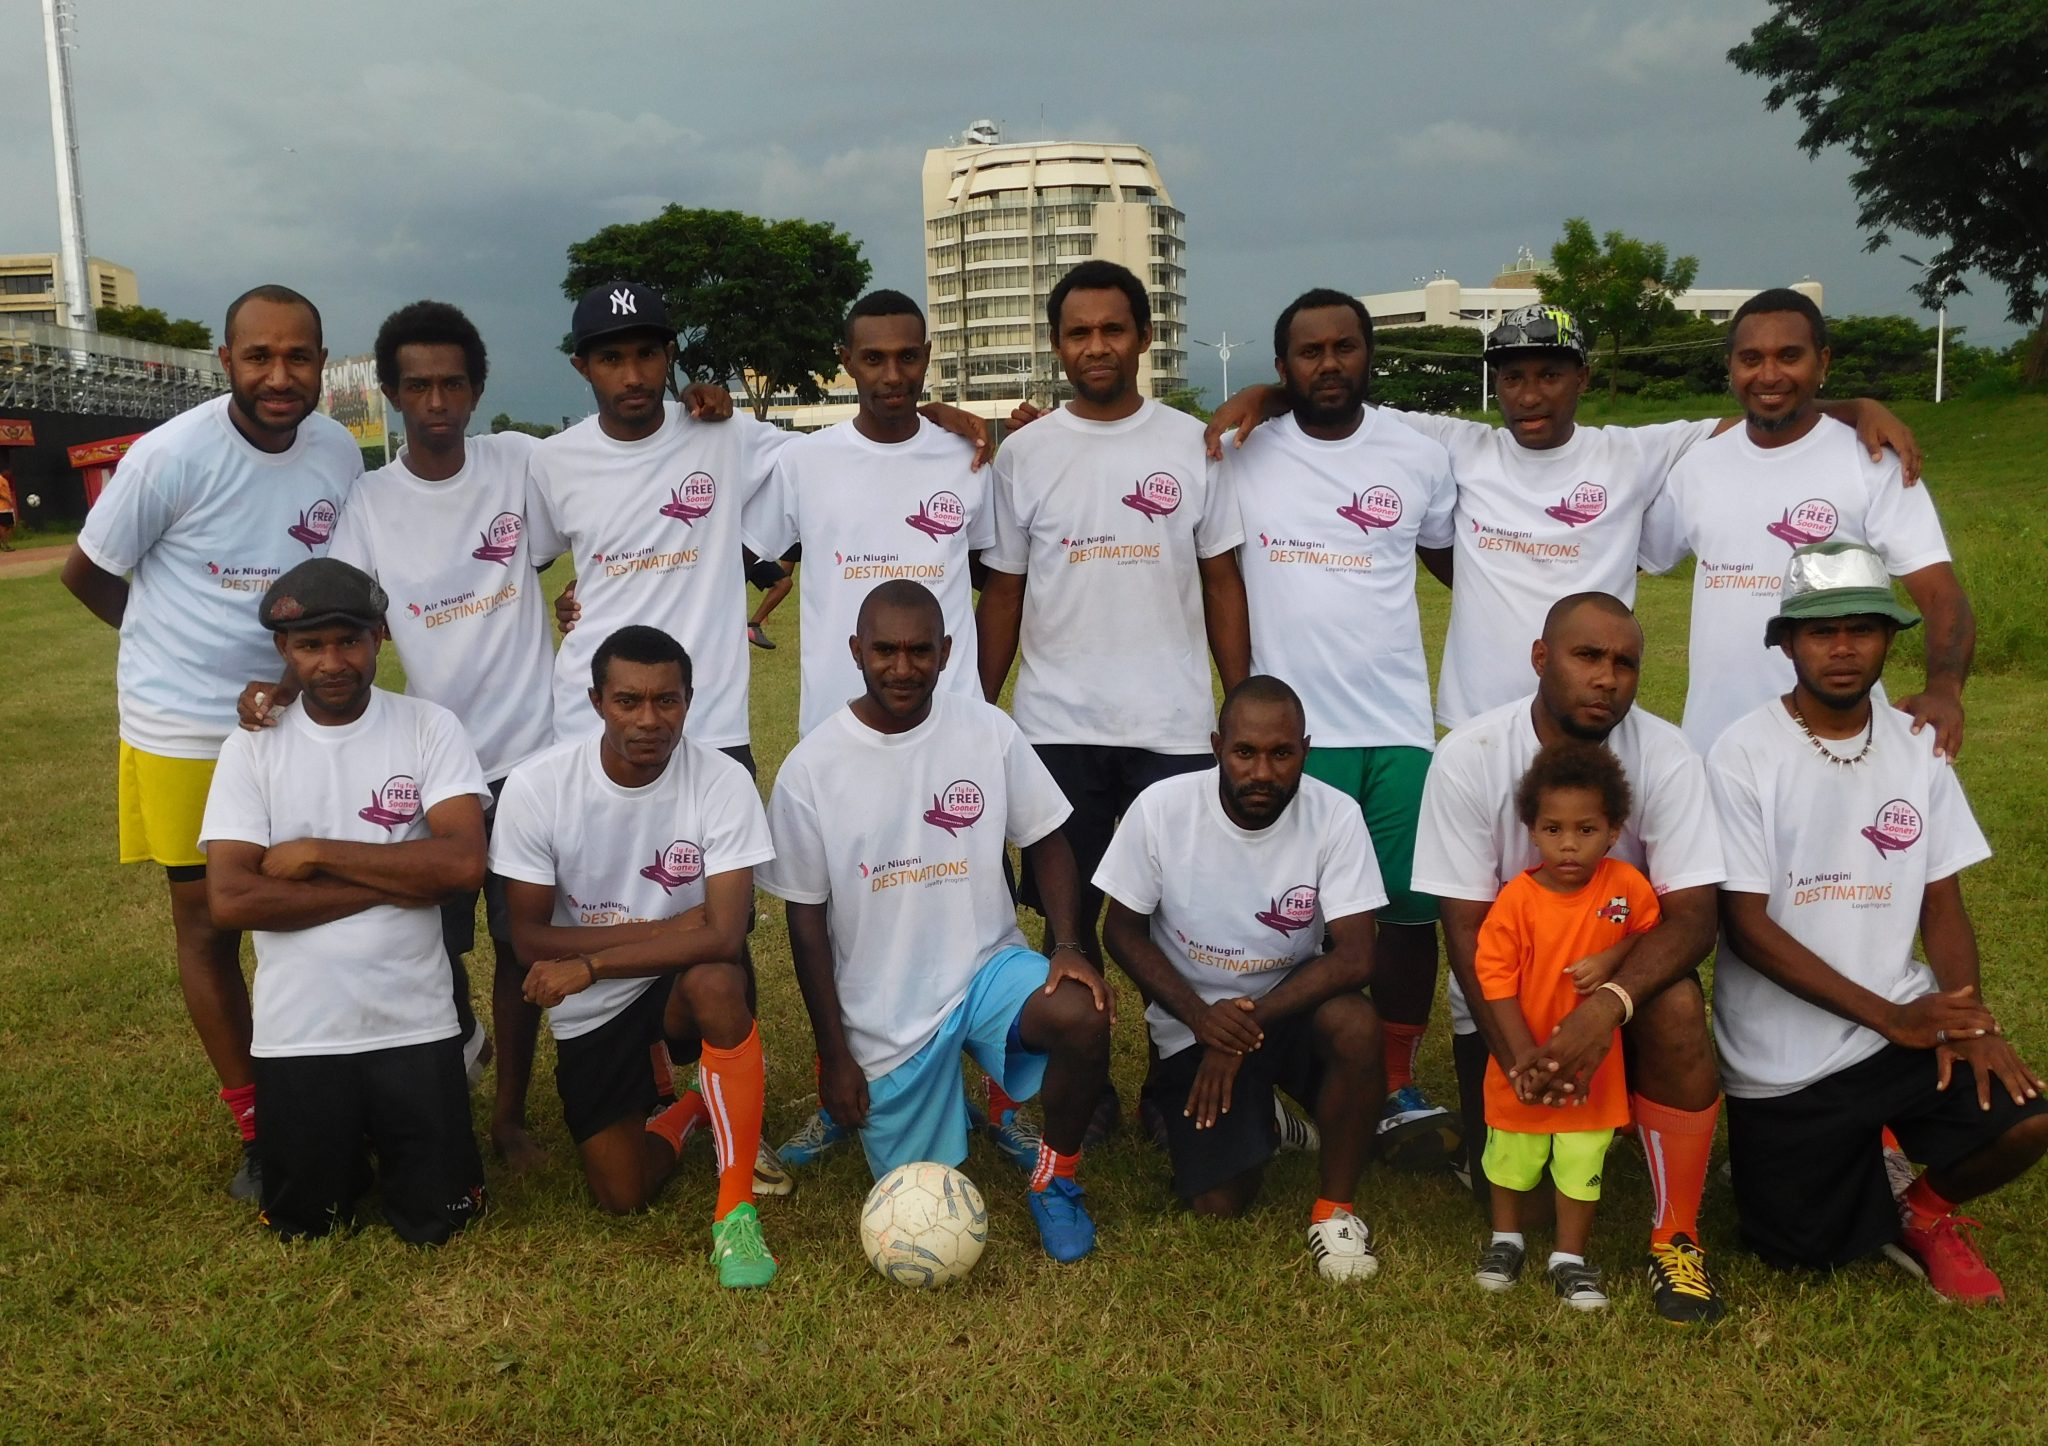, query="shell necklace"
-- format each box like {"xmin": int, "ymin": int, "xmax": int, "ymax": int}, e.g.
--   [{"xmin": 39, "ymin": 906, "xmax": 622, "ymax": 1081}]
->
[{"xmin": 1790, "ymin": 698, "xmax": 1874, "ymax": 767}]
